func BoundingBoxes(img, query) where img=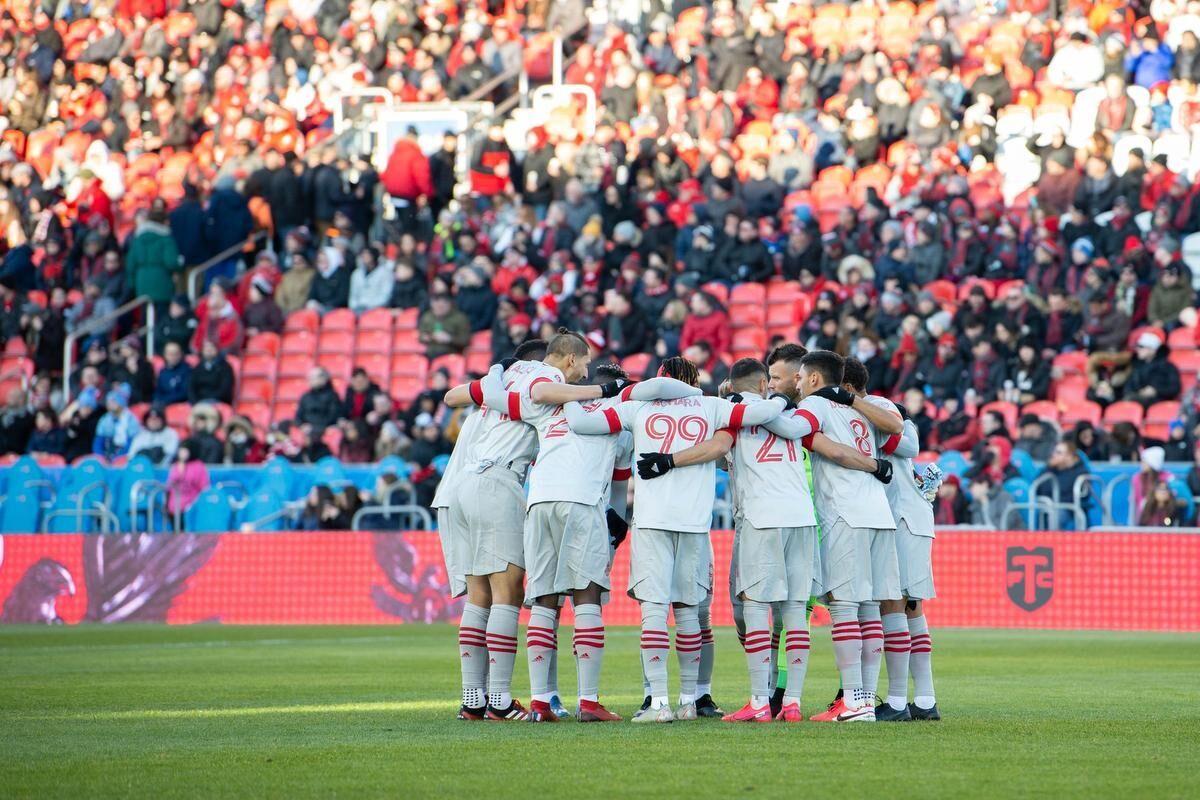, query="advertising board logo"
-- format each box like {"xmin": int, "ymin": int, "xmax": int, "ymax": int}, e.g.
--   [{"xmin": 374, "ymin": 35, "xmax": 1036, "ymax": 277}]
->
[{"xmin": 1006, "ymin": 547, "xmax": 1054, "ymax": 611}]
